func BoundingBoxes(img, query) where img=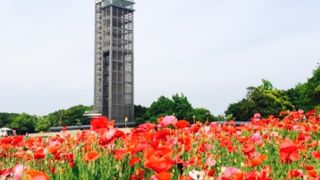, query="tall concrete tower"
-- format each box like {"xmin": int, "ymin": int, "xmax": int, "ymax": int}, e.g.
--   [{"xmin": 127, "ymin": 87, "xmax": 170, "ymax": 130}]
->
[{"xmin": 94, "ymin": 0, "xmax": 134, "ymax": 123}]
